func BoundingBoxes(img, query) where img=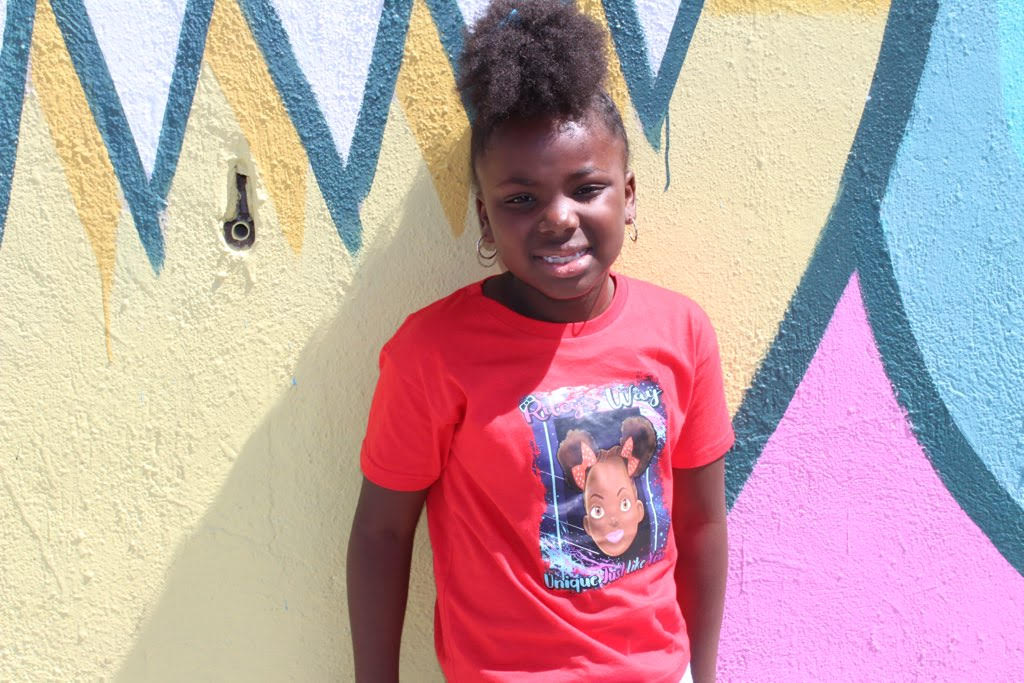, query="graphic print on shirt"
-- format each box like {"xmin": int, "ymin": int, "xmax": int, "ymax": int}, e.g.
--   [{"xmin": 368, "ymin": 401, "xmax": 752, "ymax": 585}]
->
[{"xmin": 520, "ymin": 378, "xmax": 670, "ymax": 593}]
